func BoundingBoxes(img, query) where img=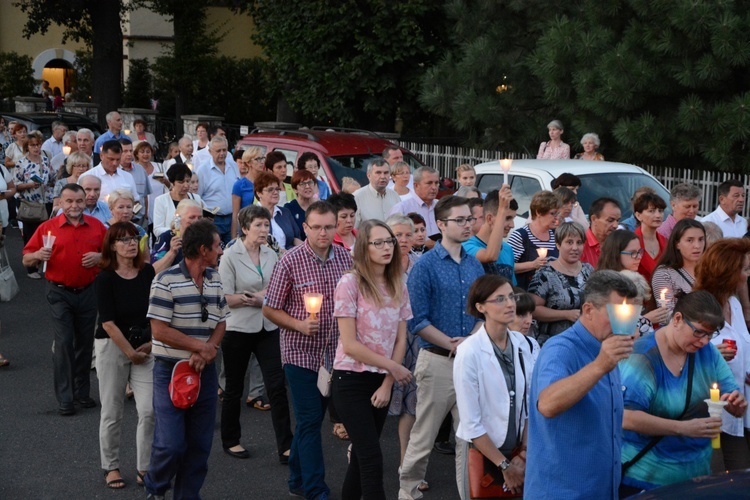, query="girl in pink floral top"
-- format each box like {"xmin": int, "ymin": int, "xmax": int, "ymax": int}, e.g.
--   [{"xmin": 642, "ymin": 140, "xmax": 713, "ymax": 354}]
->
[
  {"xmin": 331, "ymin": 219, "xmax": 413, "ymax": 500},
  {"xmin": 537, "ymin": 119, "xmax": 570, "ymax": 160}
]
